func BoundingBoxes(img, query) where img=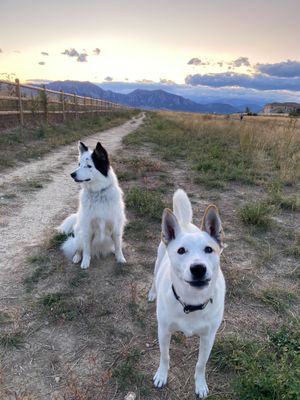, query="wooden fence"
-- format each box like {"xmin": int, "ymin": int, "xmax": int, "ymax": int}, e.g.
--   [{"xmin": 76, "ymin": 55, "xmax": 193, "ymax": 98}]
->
[{"xmin": 0, "ymin": 79, "xmax": 128, "ymax": 128}]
